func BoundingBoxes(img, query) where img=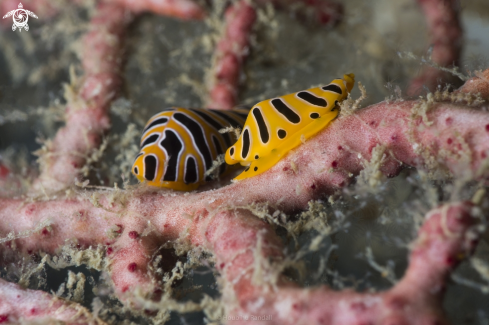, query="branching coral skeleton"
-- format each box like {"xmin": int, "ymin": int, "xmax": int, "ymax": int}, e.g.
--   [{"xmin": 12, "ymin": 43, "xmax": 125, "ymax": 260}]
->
[{"xmin": 0, "ymin": 0, "xmax": 488, "ymax": 324}]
